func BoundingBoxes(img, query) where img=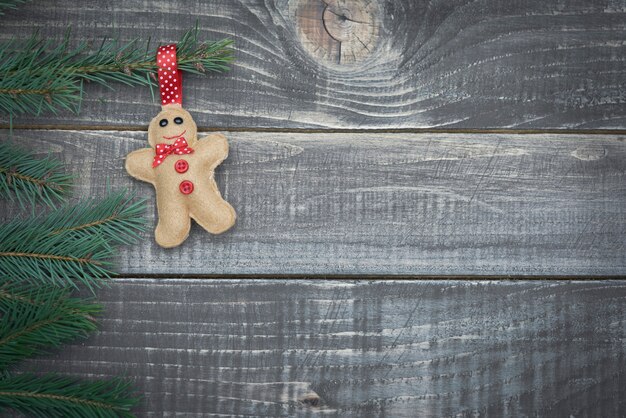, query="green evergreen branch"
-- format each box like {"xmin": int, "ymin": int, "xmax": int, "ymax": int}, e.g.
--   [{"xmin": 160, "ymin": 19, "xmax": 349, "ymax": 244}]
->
[
  {"xmin": 0, "ymin": 222, "xmax": 113, "ymax": 290},
  {"xmin": 0, "ymin": 143, "xmax": 72, "ymax": 208},
  {"xmin": 0, "ymin": 131, "xmax": 143, "ymax": 415},
  {"xmin": 0, "ymin": 282, "xmax": 100, "ymax": 370},
  {"xmin": 0, "ymin": 191, "xmax": 146, "ymax": 290},
  {"xmin": 0, "ymin": 26, "xmax": 234, "ymax": 118},
  {"xmin": 45, "ymin": 190, "xmax": 147, "ymax": 245},
  {"xmin": 0, "ymin": 374, "xmax": 137, "ymax": 417},
  {"xmin": 0, "ymin": 0, "xmax": 29, "ymax": 16}
]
